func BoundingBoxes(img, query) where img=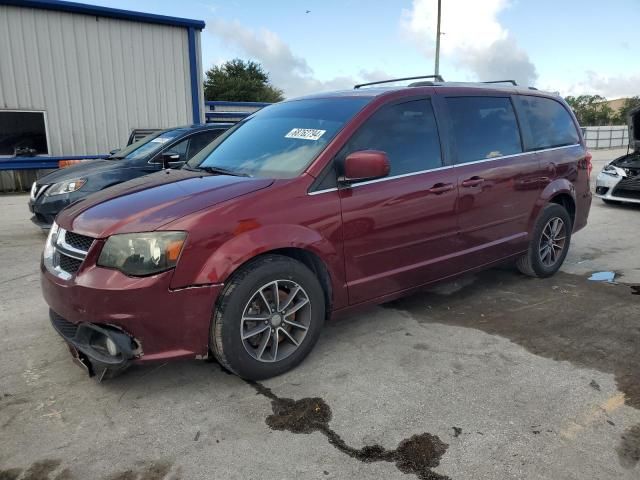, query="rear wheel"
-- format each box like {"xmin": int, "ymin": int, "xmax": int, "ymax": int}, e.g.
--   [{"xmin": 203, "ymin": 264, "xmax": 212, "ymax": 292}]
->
[
  {"xmin": 210, "ymin": 255, "xmax": 325, "ymax": 379},
  {"xmin": 516, "ymin": 204, "xmax": 572, "ymax": 278}
]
